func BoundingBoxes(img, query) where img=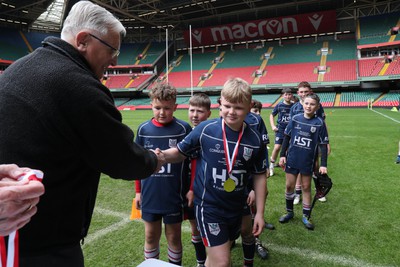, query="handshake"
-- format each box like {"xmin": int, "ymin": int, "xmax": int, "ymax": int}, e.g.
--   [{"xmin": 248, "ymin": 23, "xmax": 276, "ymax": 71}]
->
[
  {"xmin": 149, "ymin": 147, "xmax": 186, "ymax": 173},
  {"xmin": 150, "ymin": 148, "xmax": 165, "ymax": 173}
]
